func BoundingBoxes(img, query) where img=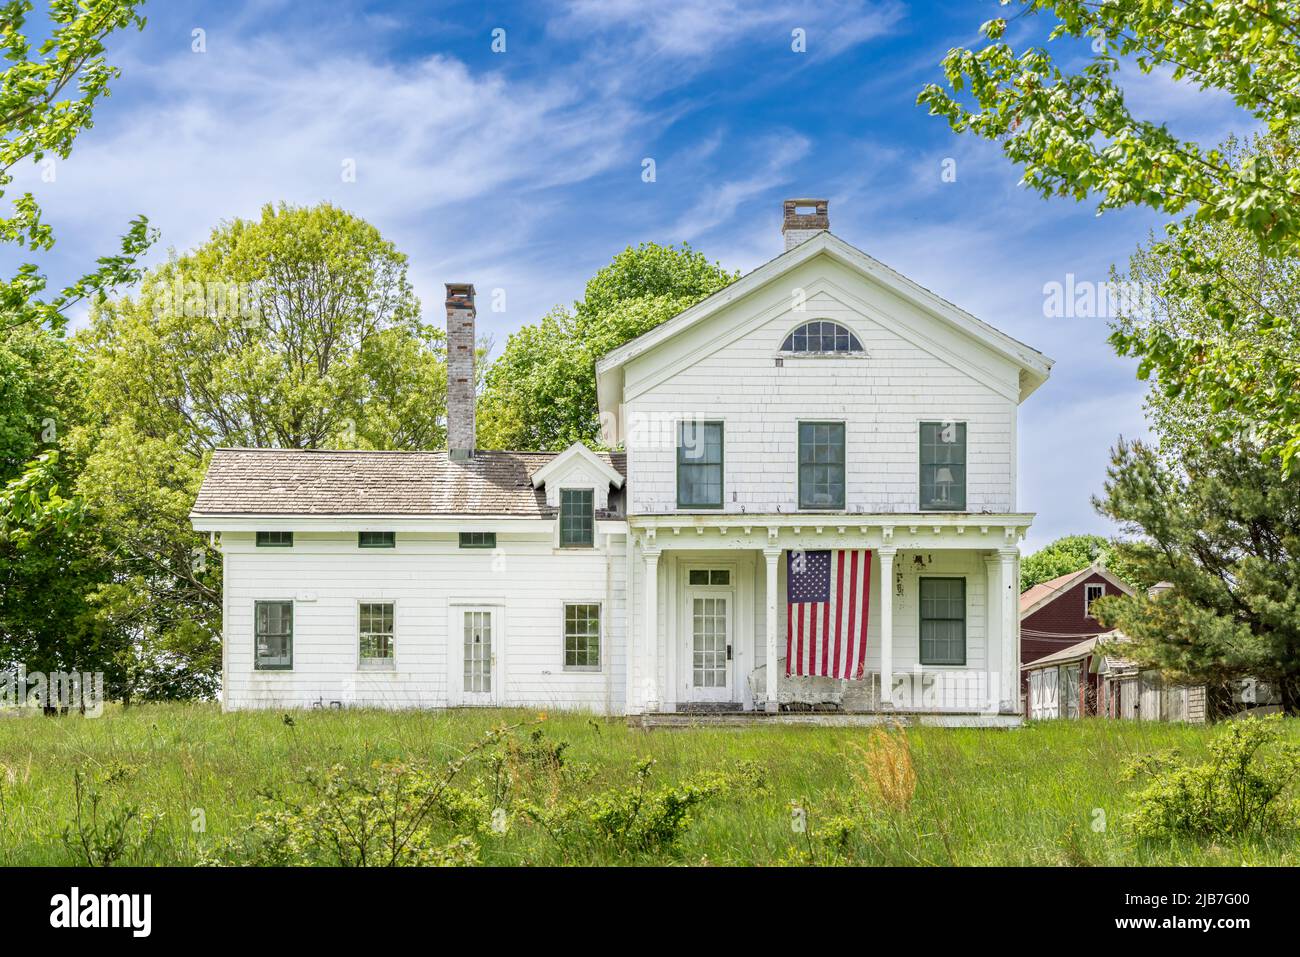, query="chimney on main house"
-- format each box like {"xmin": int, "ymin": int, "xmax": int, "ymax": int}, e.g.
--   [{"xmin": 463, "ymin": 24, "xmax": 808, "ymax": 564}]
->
[
  {"xmin": 445, "ymin": 282, "xmax": 476, "ymax": 462},
  {"xmin": 781, "ymin": 198, "xmax": 829, "ymax": 251}
]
